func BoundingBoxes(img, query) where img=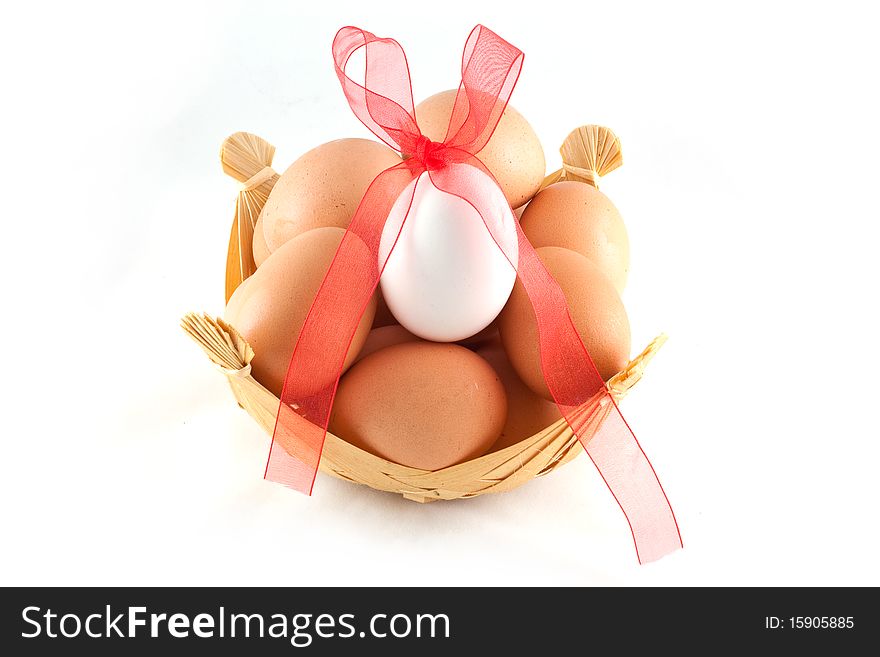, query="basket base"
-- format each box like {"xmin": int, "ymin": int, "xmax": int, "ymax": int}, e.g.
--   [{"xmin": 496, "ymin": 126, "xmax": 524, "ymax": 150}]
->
[{"xmin": 181, "ymin": 312, "xmax": 665, "ymax": 502}]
